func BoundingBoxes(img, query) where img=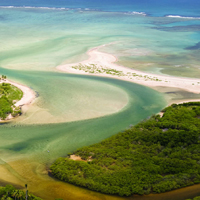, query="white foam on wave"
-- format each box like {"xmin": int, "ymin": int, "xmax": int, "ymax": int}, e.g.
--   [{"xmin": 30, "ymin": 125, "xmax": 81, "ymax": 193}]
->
[
  {"xmin": 1, "ymin": 6, "xmax": 14, "ymax": 8},
  {"xmin": 125, "ymin": 11, "xmax": 147, "ymax": 16},
  {"xmin": 0, "ymin": 5, "xmax": 70, "ymax": 11},
  {"xmin": 0, "ymin": 5, "xmax": 100, "ymax": 12},
  {"xmin": 132, "ymin": 11, "xmax": 146, "ymax": 16},
  {"xmin": 166, "ymin": 15, "xmax": 200, "ymax": 20},
  {"xmin": 0, "ymin": 6, "xmax": 146, "ymax": 16}
]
